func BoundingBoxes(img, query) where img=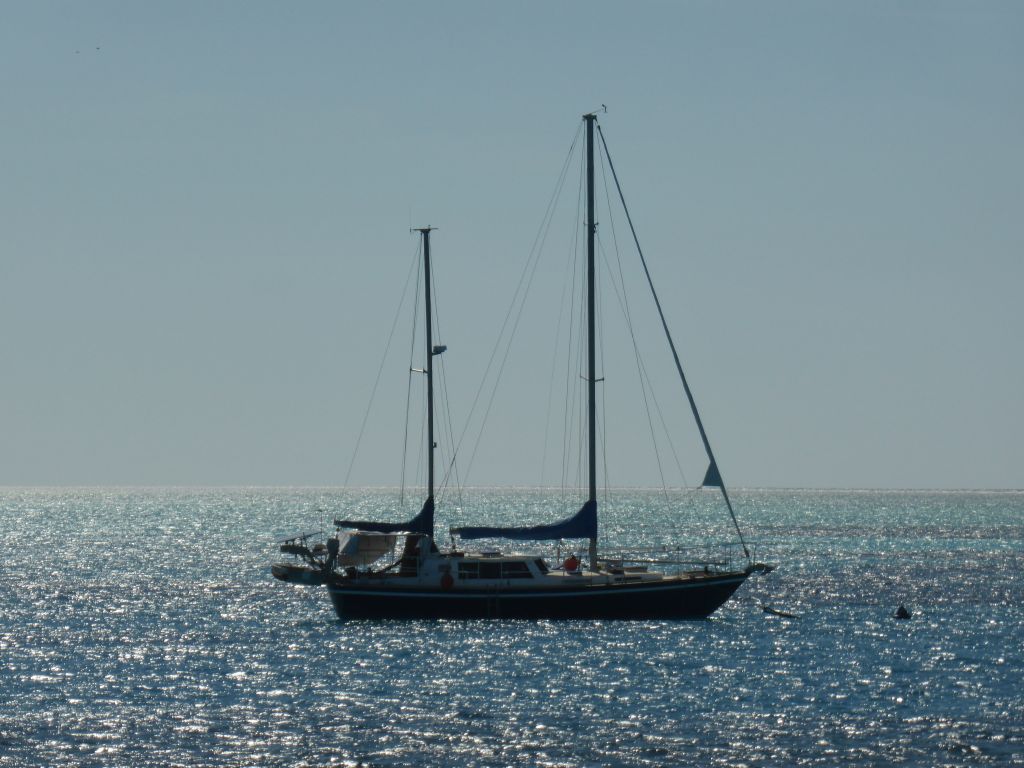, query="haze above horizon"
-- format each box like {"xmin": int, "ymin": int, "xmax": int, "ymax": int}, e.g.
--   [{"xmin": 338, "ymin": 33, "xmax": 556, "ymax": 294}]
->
[{"xmin": 2, "ymin": 2, "xmax": 1021, "ymax": 490}]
